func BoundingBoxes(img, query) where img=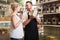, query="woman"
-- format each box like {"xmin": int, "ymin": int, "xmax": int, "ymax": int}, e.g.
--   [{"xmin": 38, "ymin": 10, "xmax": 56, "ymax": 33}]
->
[
  {"xmin": 10, "ymin": 3, "xmax": 24, "ymax": 40},
  {"xmin": 23, "ymin": 1, "xmax": 41, "ymax": 40}
]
